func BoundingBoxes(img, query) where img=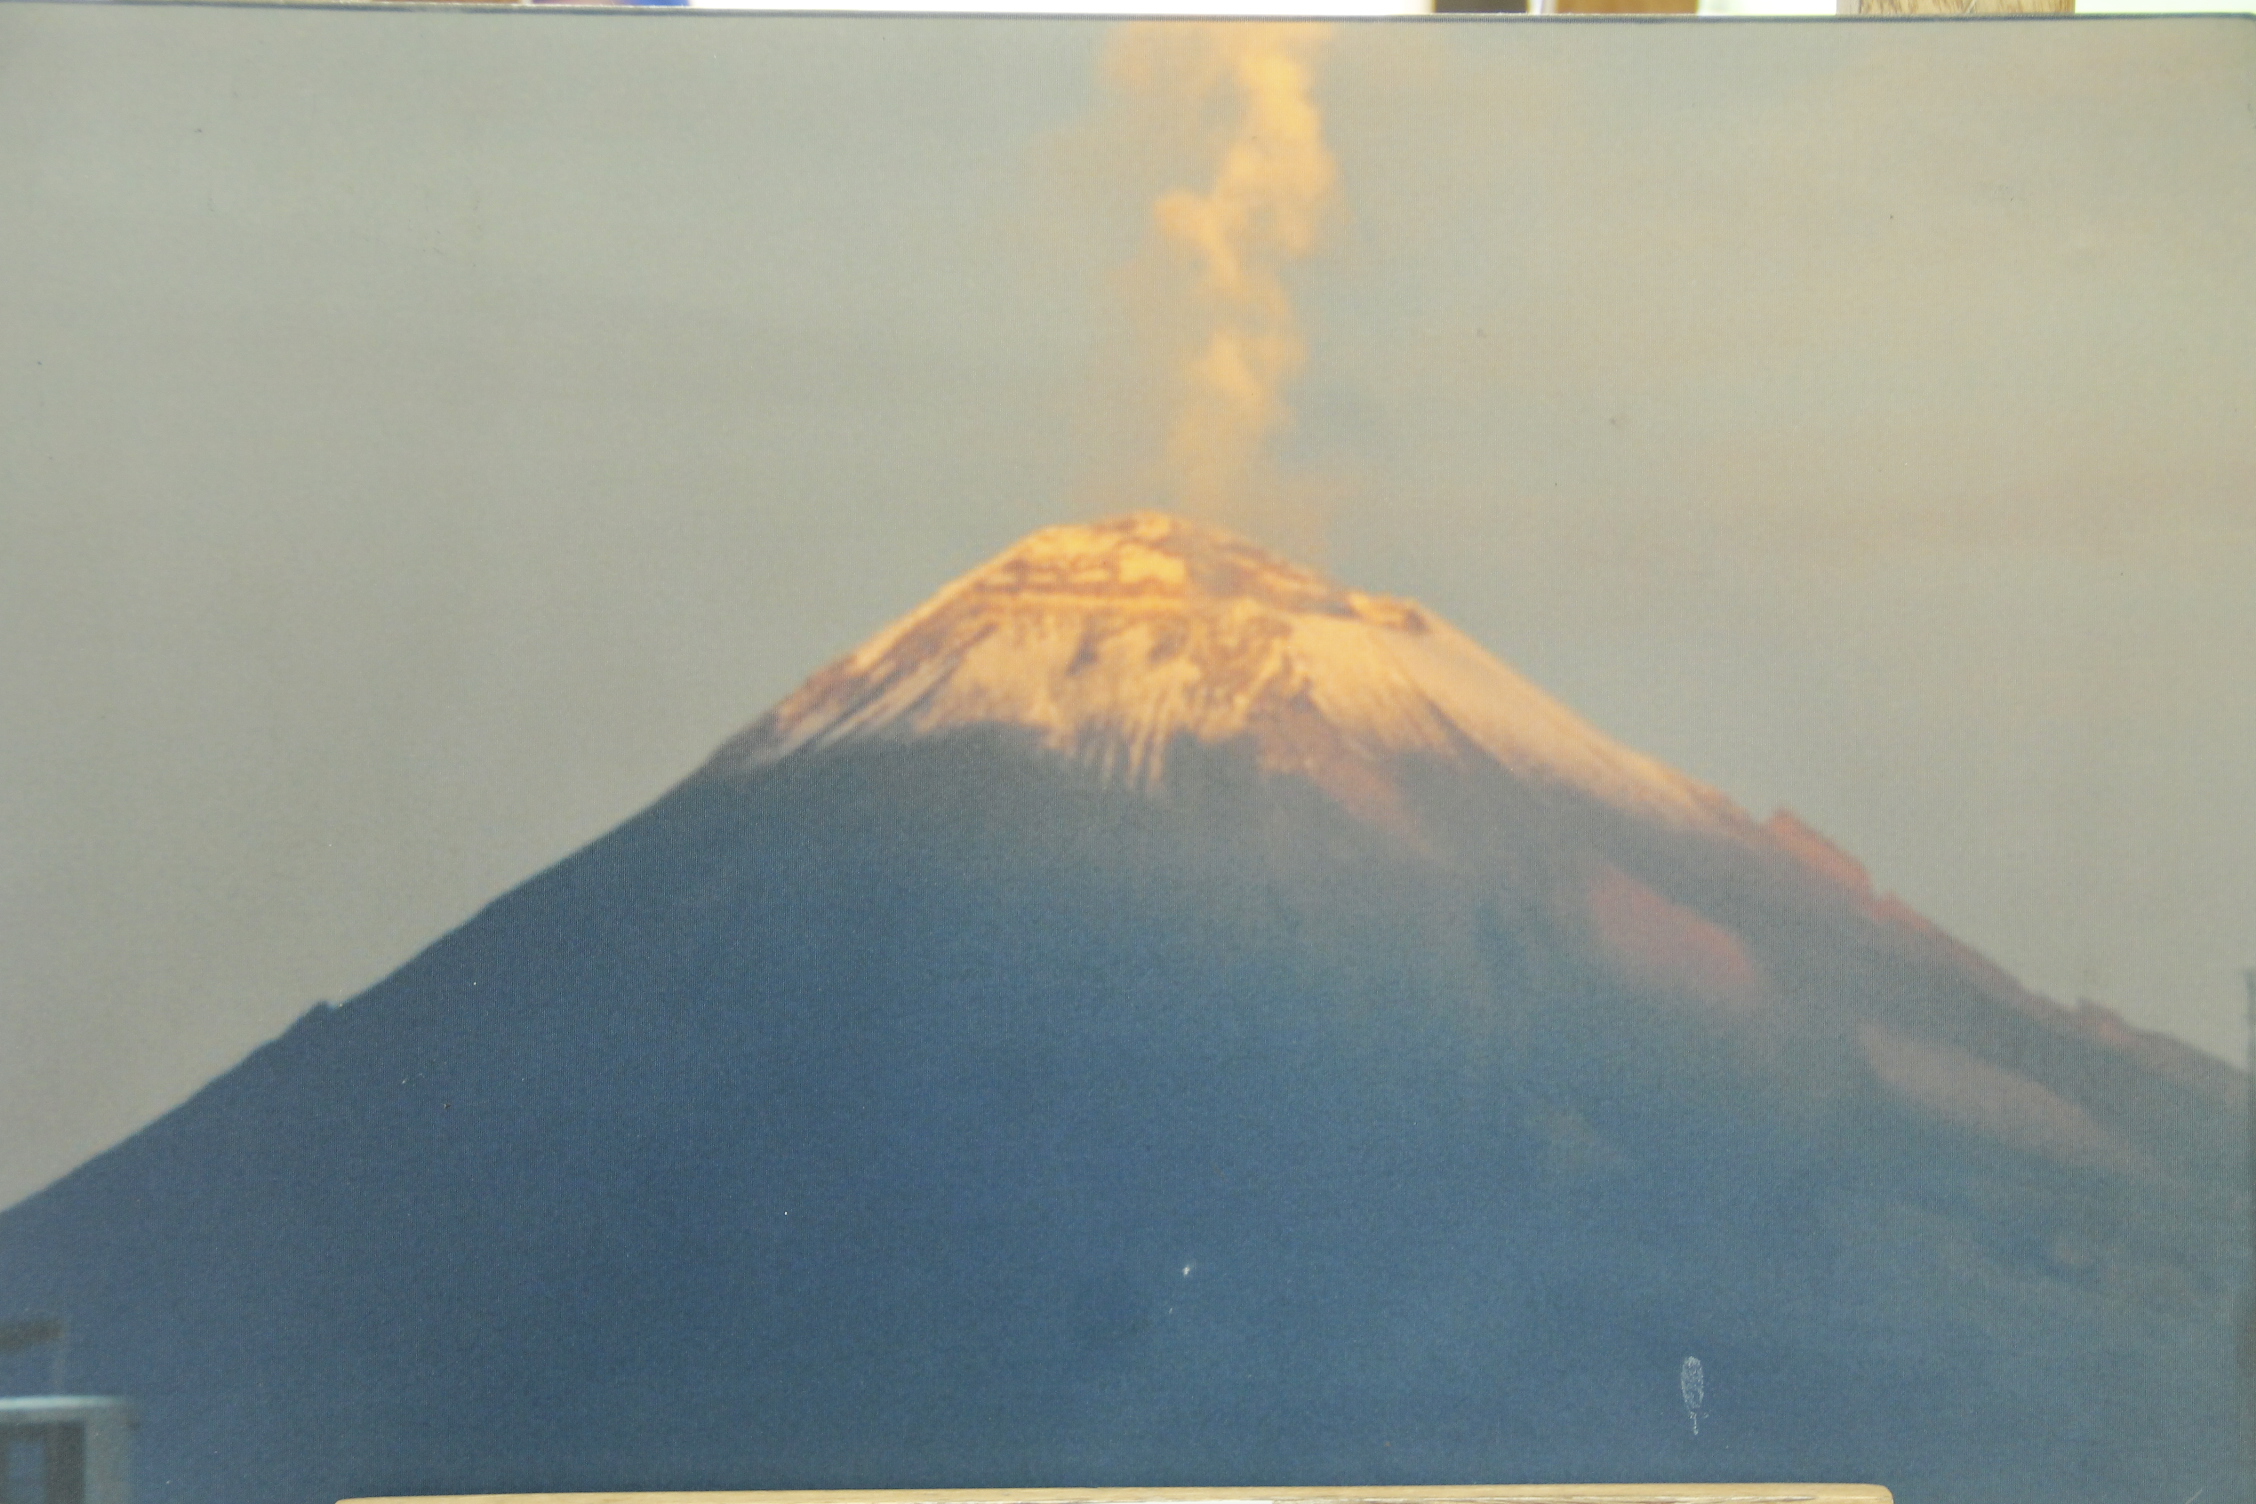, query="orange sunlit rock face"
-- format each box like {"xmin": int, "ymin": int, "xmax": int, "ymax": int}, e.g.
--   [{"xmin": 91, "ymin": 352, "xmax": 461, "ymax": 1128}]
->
[
  {"xmin": 1857, "ymin": 1022, "xmax": 2149, "ymax": 1175},
  {"xmin": 1585, "ymin": 862, "xmax": 1766, "ymax": 1014},
  {"xmin": 1763, "ymin": 807, "xmax": 1874, "ymax": 896}
]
